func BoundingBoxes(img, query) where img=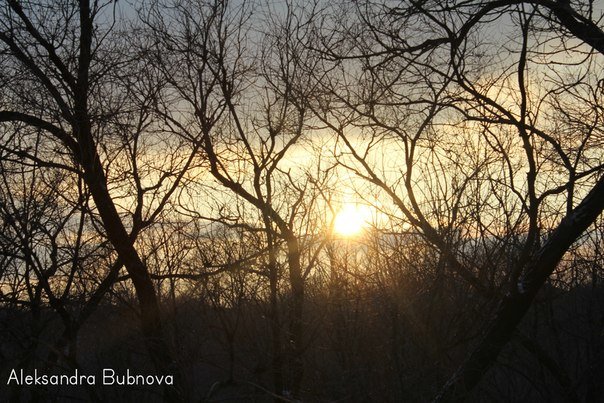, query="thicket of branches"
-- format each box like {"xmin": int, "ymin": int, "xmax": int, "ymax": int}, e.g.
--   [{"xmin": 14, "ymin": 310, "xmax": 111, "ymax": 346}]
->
[{"xmin": 1, "ymin": 0, "xmax": 604, "ymax": 401}]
